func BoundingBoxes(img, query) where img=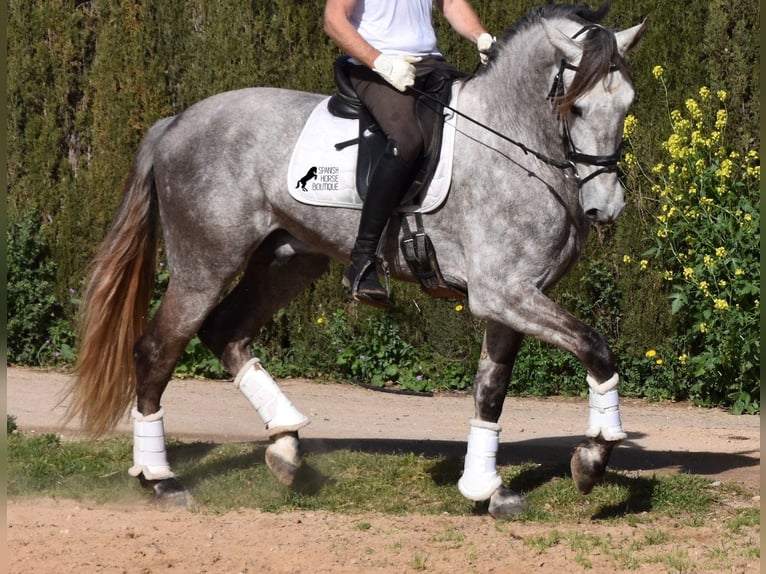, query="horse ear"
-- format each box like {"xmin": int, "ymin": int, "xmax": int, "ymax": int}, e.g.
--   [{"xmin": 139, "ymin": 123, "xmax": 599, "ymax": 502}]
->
[
  {"xmin": 615, "ymin": 20, "xmax": 648, "ymax": 56},
  {"xmin": 542, "ymin": 18, "xmax": 581, "ymax": 62}
]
